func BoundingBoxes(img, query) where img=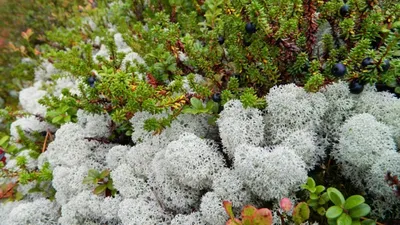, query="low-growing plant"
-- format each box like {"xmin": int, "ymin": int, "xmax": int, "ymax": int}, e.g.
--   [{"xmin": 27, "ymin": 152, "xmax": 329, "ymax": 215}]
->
[
  {"xmin": 223, "ymin": 198, "xmax": 310, "ymax": 225},
  {"xmin": 302, "ymin": 177, "xmax": 378, "ymax": 225},
  {"xmin": 223, "ymin": 200, "xmax": 273, "ymax": 225},
  {"xmin": 301, "ymin": 177, "xmax": 330, "ymax": 216},
  {"xmin": 83, "ymin": 169, "xmax": 117, "ymax": 197}
]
